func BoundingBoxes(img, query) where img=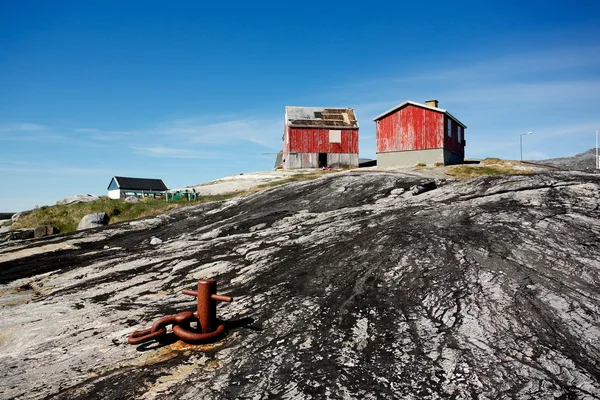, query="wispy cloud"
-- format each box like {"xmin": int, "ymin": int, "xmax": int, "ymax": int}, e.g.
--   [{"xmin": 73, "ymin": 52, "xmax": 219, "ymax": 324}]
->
[
  {"xmin": 0, "ymin": 123, "xmax": 47, "ymax": 133},
  {"xmin": 155, "ymin": 118, "xmax": 282, "ymax": 148},
  {"xmin": 0, "ymin": 165, "xmax": 109, "ymax": 175},
  {"xmin": 73, "ymin": 115, "xmax": 283, "ymax": 159},
  {"xmin": 131, "ymin": 145, "xmax": 225, "ymax": 159}
]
